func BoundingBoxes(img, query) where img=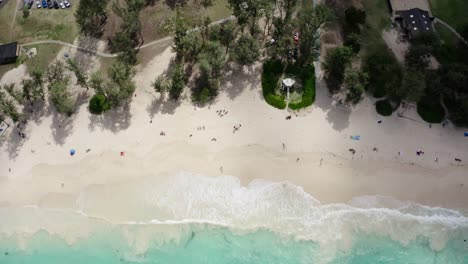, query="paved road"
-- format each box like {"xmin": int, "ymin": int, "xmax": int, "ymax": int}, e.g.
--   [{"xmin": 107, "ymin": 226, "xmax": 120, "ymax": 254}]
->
[{"xmin": 19, "ymin": 16, "xmax": 235, "ymax": 58}]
